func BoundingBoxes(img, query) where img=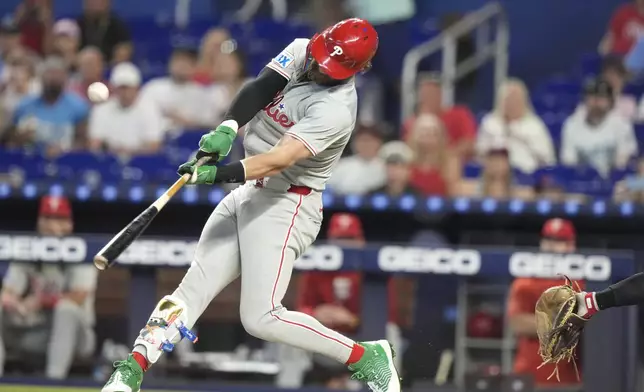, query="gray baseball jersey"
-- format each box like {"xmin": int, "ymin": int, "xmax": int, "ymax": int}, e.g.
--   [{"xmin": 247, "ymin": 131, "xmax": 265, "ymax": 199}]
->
[
  {"xmin": 244, "ymin": 38, "xmax": 358, "ymax": 191},
  {"xmin": 133, "ymin": 39, "xmax": 362, "ymax": 367}
]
